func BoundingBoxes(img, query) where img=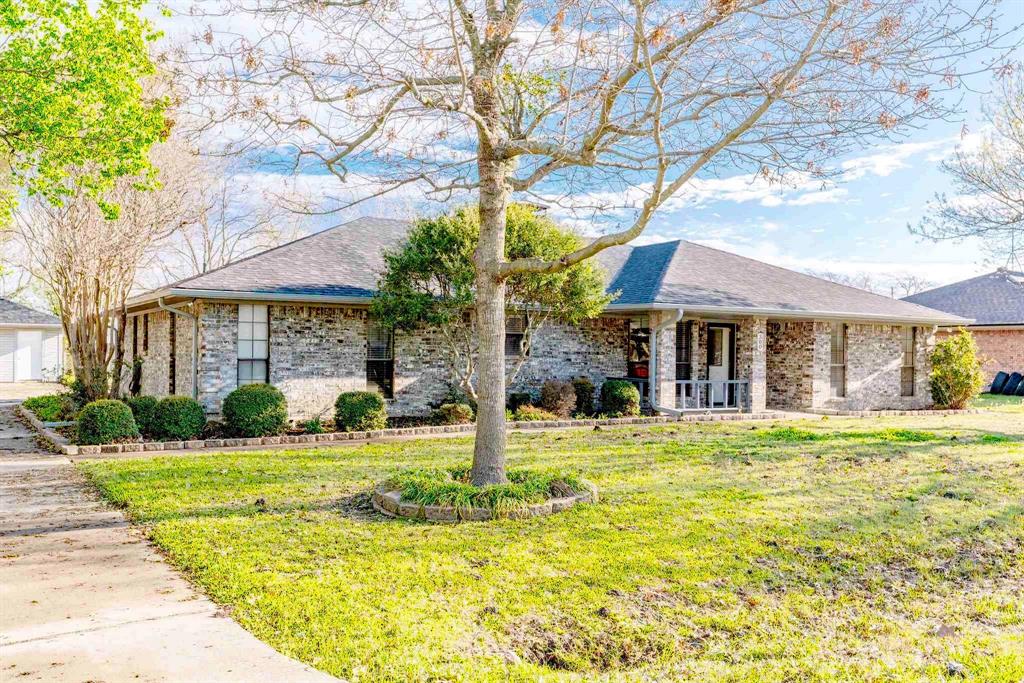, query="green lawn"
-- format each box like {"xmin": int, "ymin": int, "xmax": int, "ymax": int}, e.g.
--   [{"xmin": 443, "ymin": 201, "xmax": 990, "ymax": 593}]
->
[{"xmin": 81, "ymin": 403, "xmax": 1024, "ymax": 682}]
